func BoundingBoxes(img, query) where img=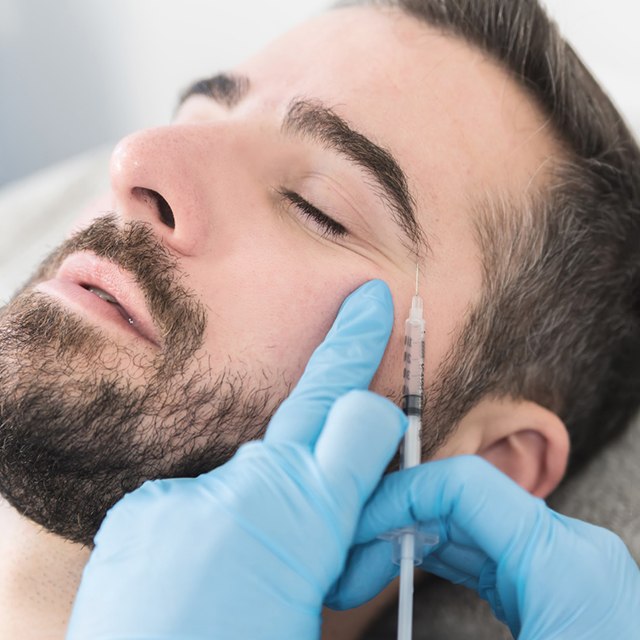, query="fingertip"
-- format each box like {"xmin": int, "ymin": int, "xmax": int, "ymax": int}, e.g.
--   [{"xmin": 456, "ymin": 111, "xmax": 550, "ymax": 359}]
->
[
  {"xmin": 341, "ymin": 279, "xmax": 392, "ymax": 308},
  {"xmin": 325, "ymin": 539, "xmax": 400, "ymax": 610},
  {"xmin": 331, "ymin": 390, "xmax": 408, "ymax": 447},
  {"xmin": 363, "ymin": 279, "xmax": 393, "ymax": 306},
  {"xmin": 329, "ymin": 281, "xmax": 395, "ymax": 363},
  {"xmin": 266, "ymin": 280, "xmax": 395, "ymax": 448},
  {"xmin": 336, "ymin": 280, "xmax": 394, "ymax": 329}
]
